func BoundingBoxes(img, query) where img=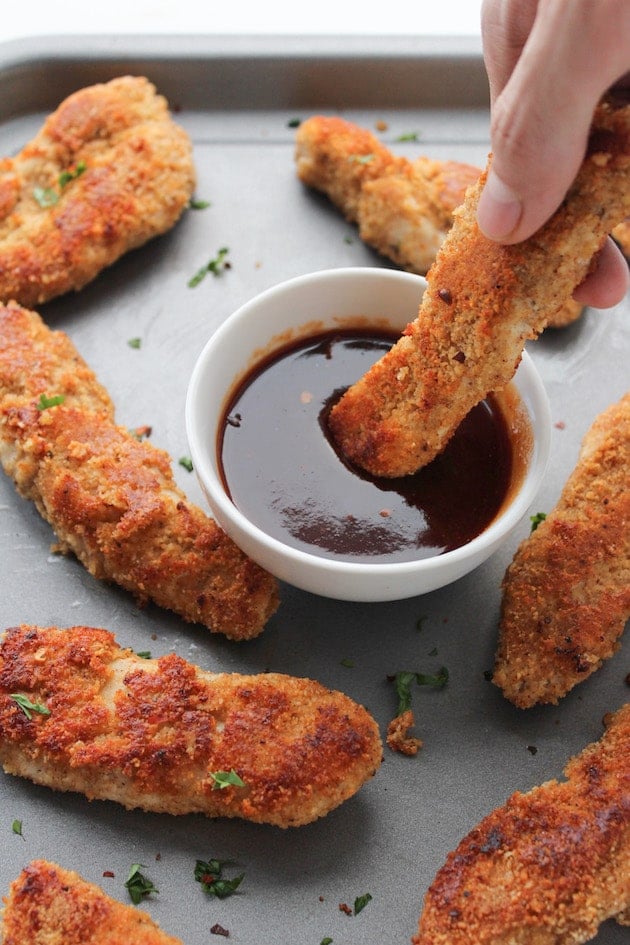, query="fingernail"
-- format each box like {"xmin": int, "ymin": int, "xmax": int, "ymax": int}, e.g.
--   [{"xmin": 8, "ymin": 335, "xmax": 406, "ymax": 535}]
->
[{"xmin": 477, "ymin": 170, "xmax": 522, "ymax": 241}]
